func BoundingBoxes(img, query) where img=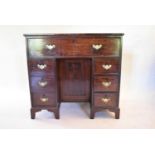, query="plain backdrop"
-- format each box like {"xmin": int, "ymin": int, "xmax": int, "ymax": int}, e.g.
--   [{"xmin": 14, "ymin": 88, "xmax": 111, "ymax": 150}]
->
[{"xmin": 0, "ymin": 25, "xmax": 155, "ymax": 128}]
